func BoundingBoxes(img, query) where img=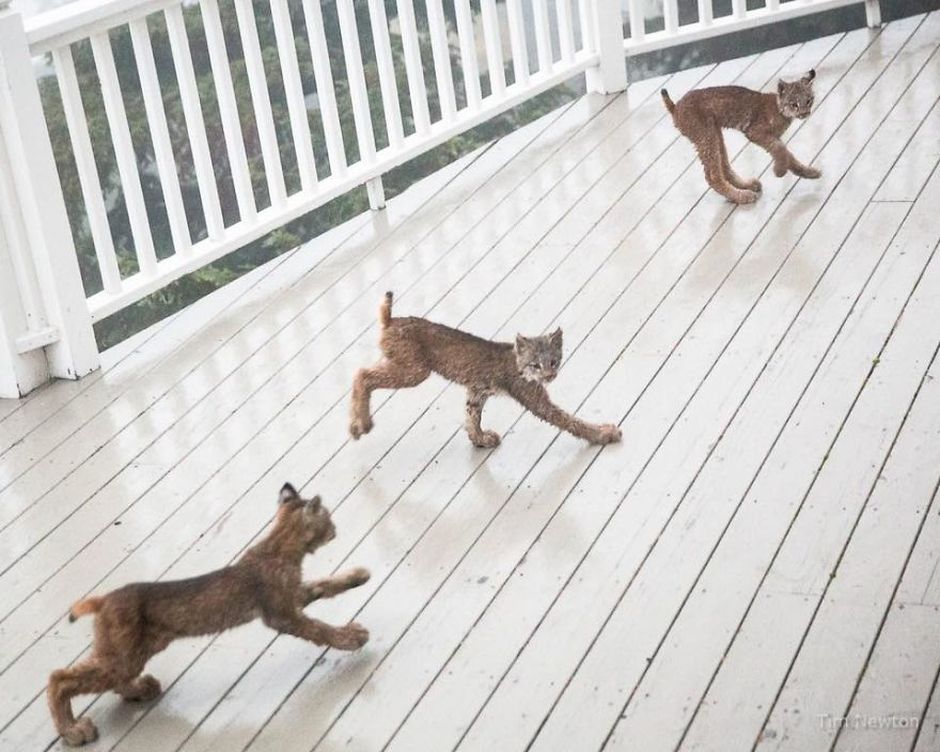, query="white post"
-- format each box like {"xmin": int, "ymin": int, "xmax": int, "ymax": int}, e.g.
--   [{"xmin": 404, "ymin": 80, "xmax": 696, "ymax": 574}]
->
[
  {"xmin": 585, "ymin": 0, "xmax": 628, "ymax": 95},
  {"xmin": 366, "ymin": 177, "xmax": 386, "ymax": 211},
  {"xmin": 0, "ymin": 1, "xmax": 99, "ymax": 397},
  {"xmin": 865, "ymin": 0, "xmax": 881, "ymax": 28}
]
